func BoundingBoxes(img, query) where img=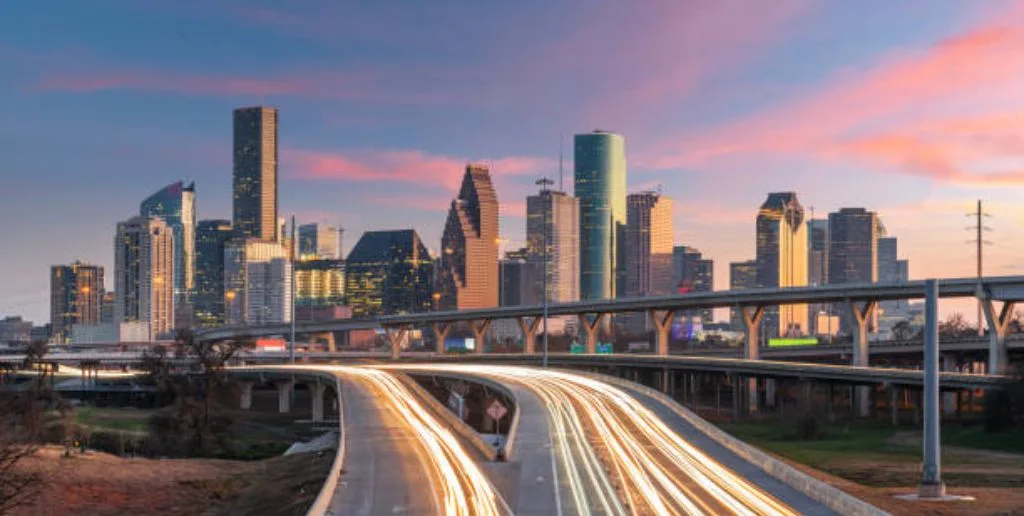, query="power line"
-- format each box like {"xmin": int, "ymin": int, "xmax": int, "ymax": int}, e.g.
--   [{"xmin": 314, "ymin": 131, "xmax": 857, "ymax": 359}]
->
[{"xmin": 966, "ymin": 199, "xmax": 992, "ymax": 335}]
